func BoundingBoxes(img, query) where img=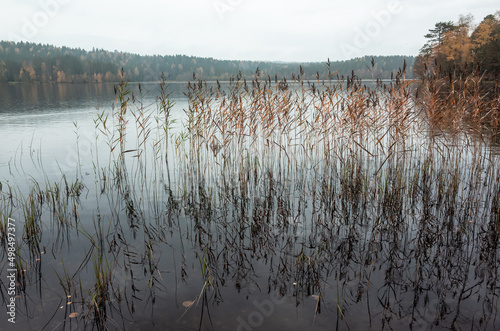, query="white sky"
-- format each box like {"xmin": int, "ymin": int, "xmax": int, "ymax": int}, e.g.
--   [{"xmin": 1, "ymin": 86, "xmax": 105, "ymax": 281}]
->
[{"xmin": 1, "ymin": 0, "xmax": 498, "ymax": 62}]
